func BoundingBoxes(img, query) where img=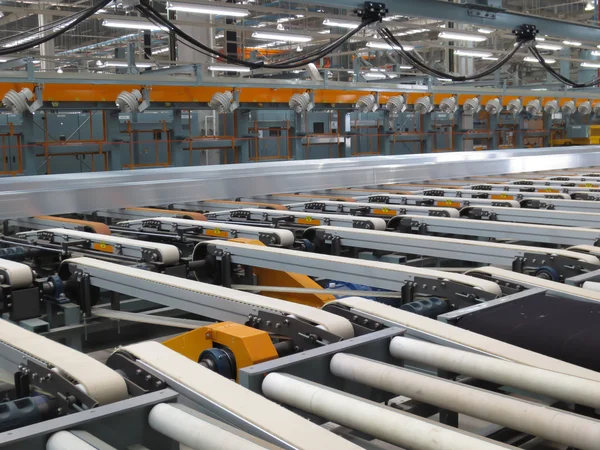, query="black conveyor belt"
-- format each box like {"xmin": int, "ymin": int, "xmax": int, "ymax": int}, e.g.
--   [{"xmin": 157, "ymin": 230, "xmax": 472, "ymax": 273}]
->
[{"xmin": 454, "ymin": 294, "xmax": 600, "ymax": 372}]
